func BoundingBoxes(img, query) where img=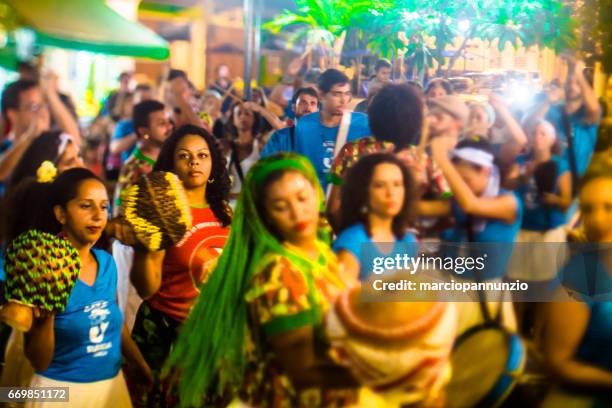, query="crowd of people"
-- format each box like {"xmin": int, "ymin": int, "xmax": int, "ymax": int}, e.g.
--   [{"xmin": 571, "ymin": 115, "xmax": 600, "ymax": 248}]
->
[{"xmin": 0, "ymin": 54, "xmax": 610, "ymax": 408}]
